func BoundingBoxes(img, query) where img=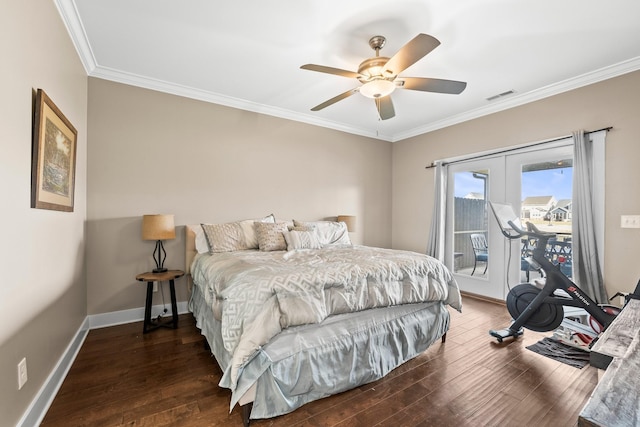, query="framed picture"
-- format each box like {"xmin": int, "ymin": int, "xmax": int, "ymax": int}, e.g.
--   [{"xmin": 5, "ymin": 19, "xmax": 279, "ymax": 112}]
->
[{"xmin": 31, "ymin": 89, "xmax": 78, "ymax": 212}]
